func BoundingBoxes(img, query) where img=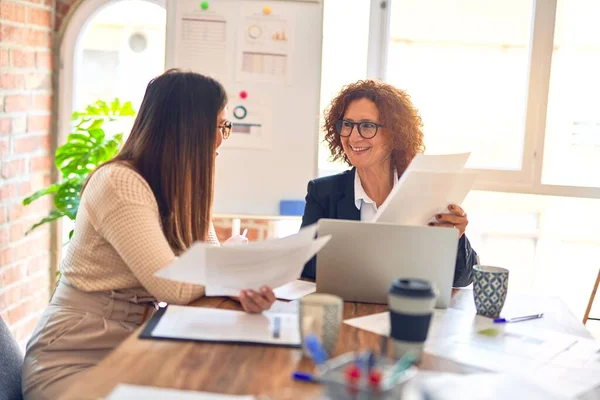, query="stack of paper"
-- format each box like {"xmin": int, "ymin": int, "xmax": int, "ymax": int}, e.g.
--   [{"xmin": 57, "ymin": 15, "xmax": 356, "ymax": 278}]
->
[
  {"xmin": 147, "ymin": 305, "xmax": 301, "ymax": 347},
  {"xmin": 374, "ymin": 153, "xmax": 477, "ymax": 225},
  {"xmin": 155, "ymin": 225, "xmax": 329, "ymax": 297}
]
